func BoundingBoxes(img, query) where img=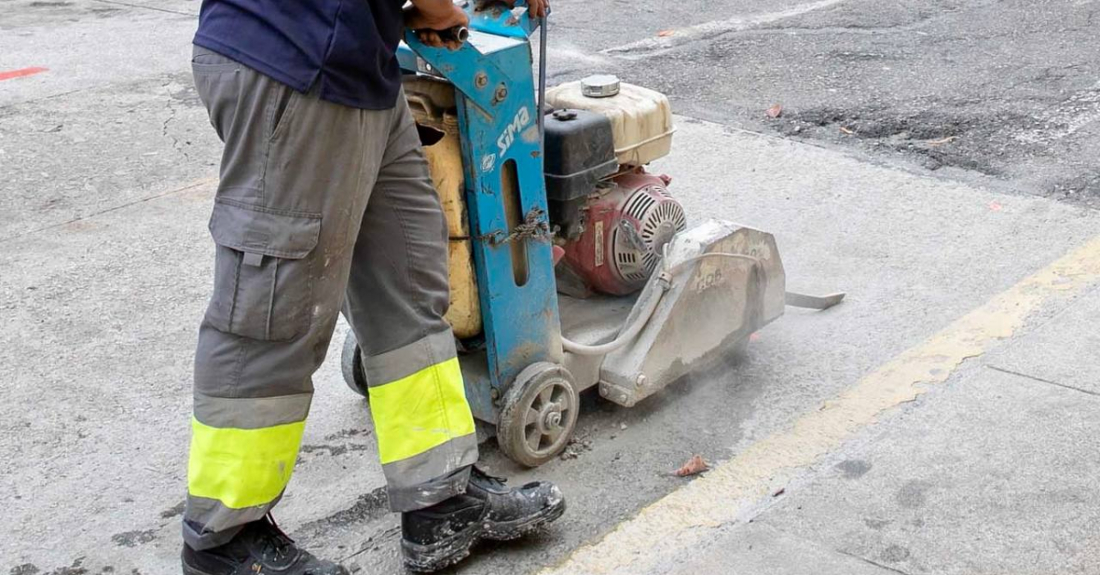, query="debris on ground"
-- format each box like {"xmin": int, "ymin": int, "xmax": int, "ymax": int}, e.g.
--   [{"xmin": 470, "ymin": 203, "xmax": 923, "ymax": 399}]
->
[
  {"xmin": 839, "ymin": 126, "xmax": 856, "ymax": 135},
  {"xmin": 673, "ymin": 454, "xmax": 709, "ymax": 477},
  {"xmin": 560, "ymin": 435, "xmax": 593, "ymax": 460},
  {"xmin": 766, "ymin": 103, "xmax": 783, "ymax": 119},
  {"xmin": 658, "ymin": 29, "xmax": 675, "ymax": 37}
]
